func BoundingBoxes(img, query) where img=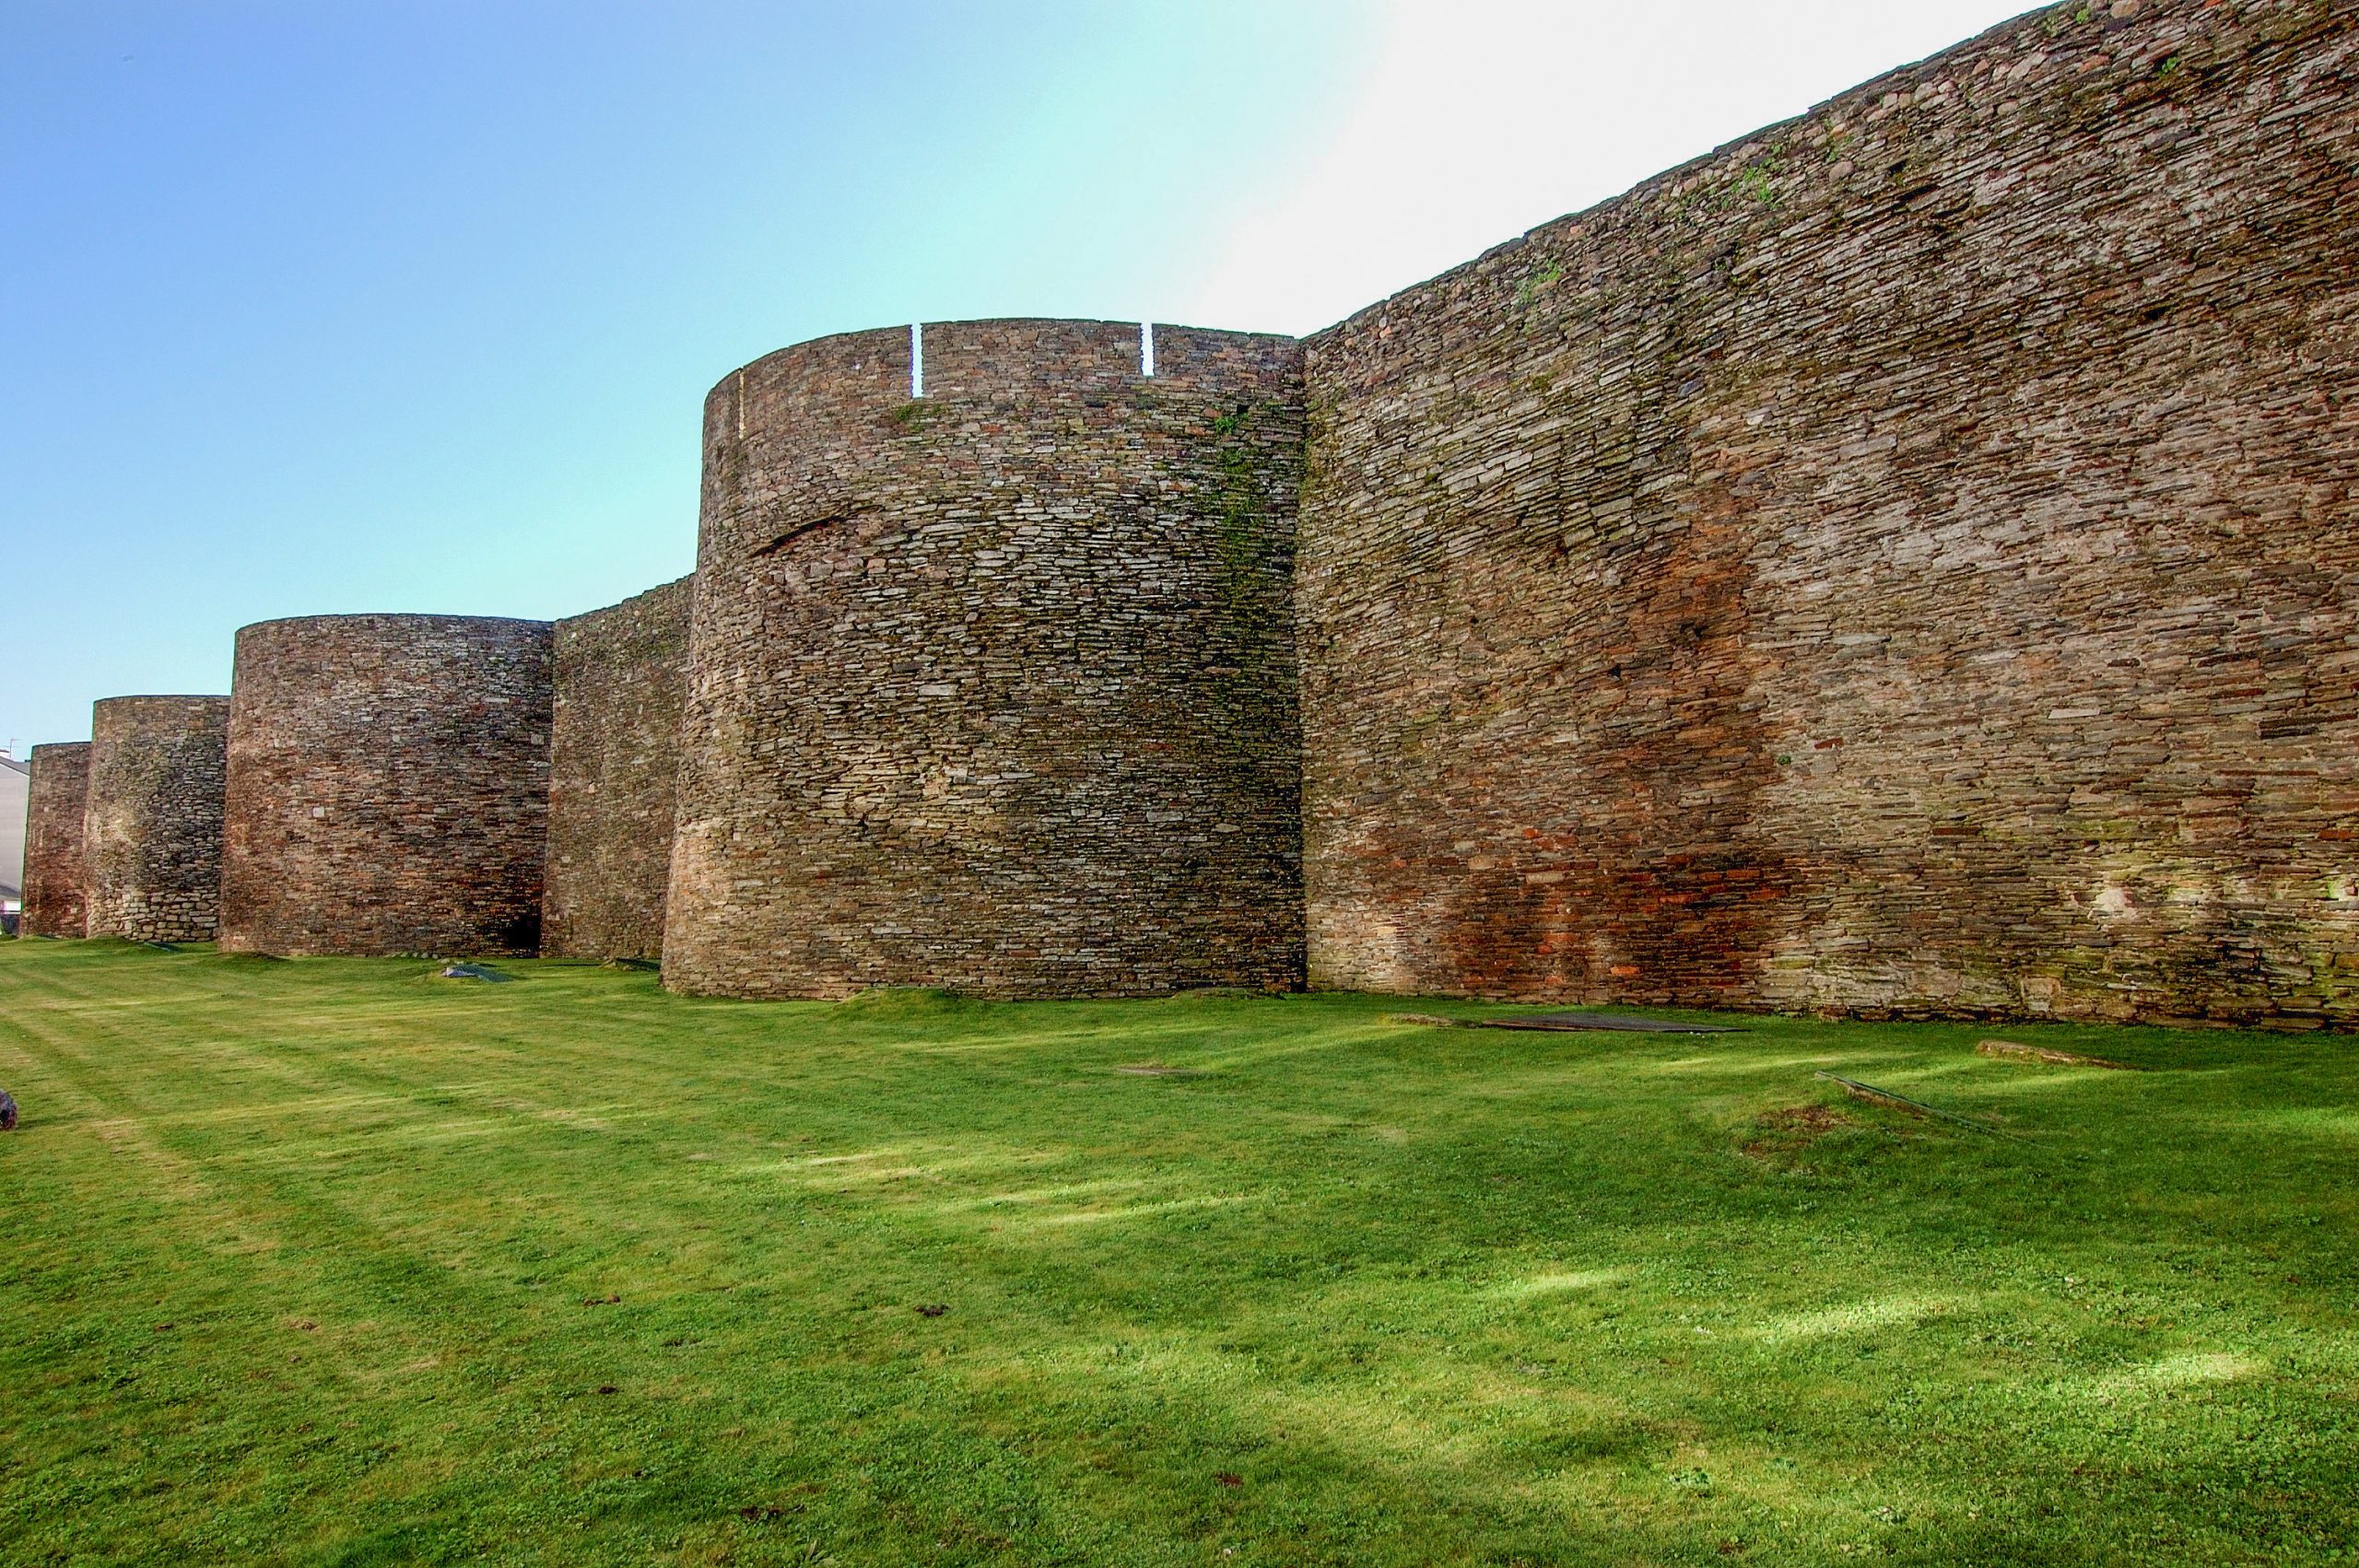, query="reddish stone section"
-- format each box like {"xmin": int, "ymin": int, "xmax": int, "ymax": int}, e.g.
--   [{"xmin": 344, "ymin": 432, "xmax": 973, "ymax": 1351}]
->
[
  {"xmin": 1297, "ymin": 0, "xmax": 2359, "ymax": 1026},
  {"xmin": 21, "ymin": 742, "xmax": 91, "ymax": 937},
  {"xmin": 84, "ymin": 697, "xmax": 229, "ymax": 942},
  {"xmin": 666, "ymin": 318, "xmax": 1305, "ymax": 998},
  {"xmin": 218, "ymin": 614, "xmax": 553, "ymax": 957},
  {"xmin": 544, "ymin": 575, "xmax": 692, "ymax": 960}
]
